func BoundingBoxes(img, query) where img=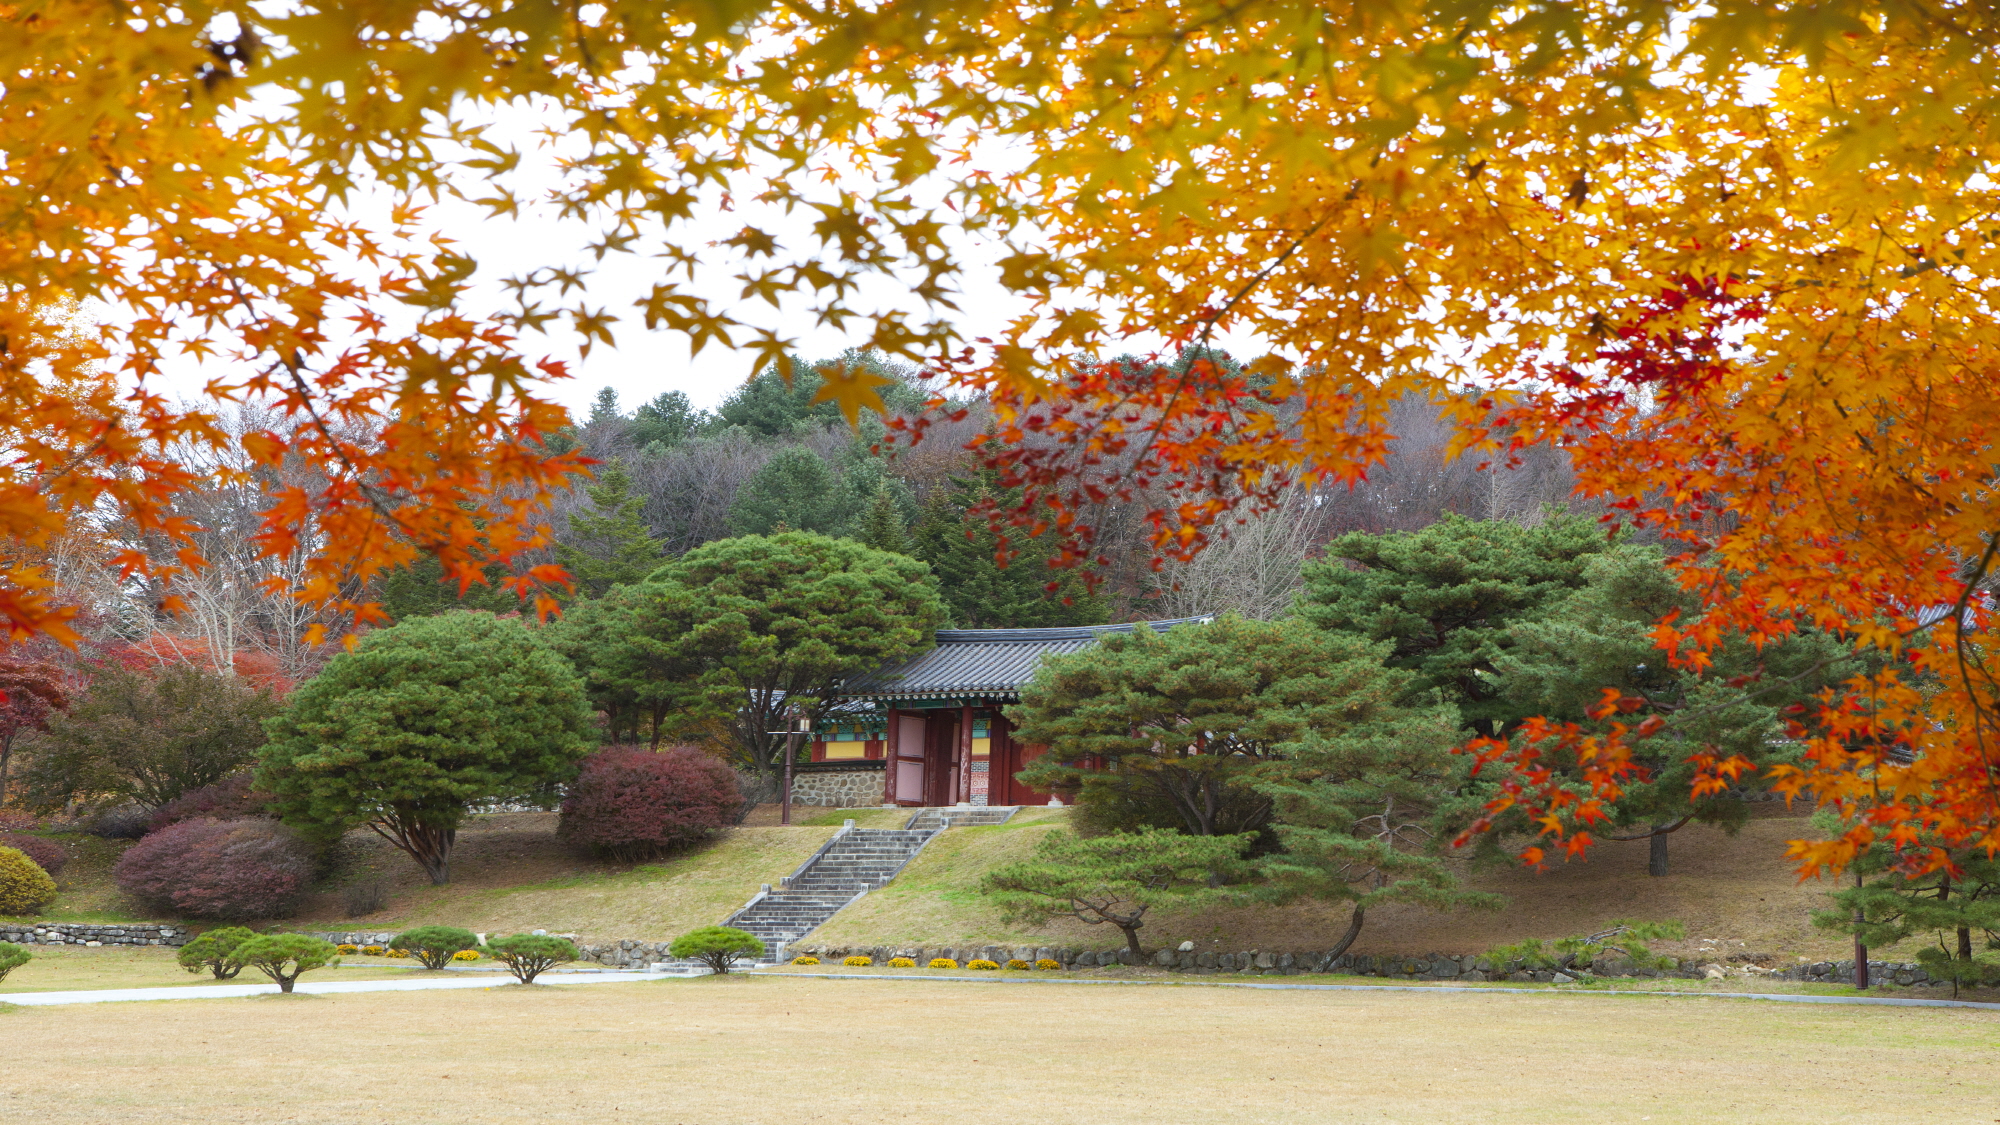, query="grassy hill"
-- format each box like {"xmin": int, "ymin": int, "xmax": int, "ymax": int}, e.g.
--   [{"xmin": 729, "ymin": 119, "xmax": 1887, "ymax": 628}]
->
[
  {"xmin": 813, "ymin": 804, "xmax": 1878, "ymax": 964},
  {"xmin": 0, "ymin": 802, "xmax": 1924, "ymax": 963}
]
